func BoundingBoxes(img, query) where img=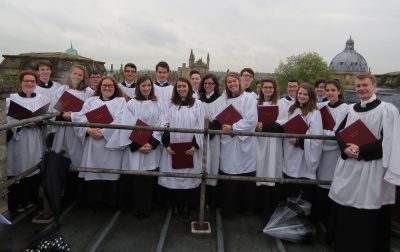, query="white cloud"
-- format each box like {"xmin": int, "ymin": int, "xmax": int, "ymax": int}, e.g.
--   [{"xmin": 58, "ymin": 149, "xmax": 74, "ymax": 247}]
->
[{"xmin": 0, "ymin": 0, "xmax": 399, "ymax": 74}]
